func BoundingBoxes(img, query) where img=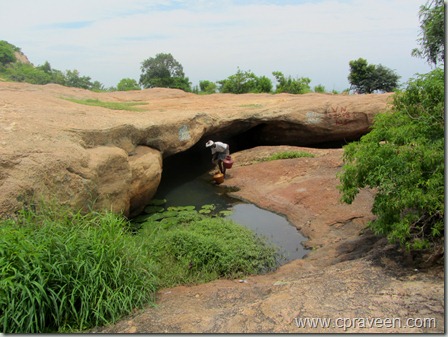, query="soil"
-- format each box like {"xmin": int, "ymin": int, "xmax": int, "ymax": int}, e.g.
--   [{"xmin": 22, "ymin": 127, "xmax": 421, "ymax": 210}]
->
[{"xmin": 91, "ymin": 146, "xmax": 444, "ymax": 333}]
